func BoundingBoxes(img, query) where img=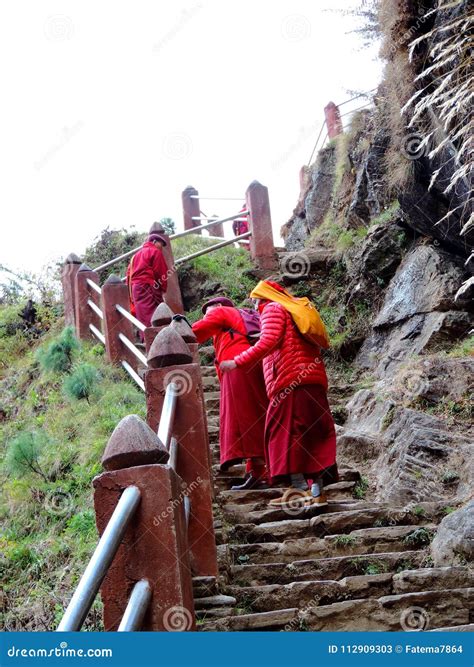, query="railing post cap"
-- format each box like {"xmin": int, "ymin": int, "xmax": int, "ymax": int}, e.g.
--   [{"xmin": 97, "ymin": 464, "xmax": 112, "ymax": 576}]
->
[
  {"xmin": 104, "ymin": 273, "xmax": 123, "ymax": 285},
  {"xmin": 78, "ymin": 263, "xmax": 93, "ymax": 272},
  {"xmin": 170, "ymin": 316, "xmax": 197, "ymax": 343},
  {"xmin": 149, "ymin": 221, "xmax": 165, "ymax": 234},
  {"xmin": 182, "ymin": 185, "xmax": 198, "ymax": 195},
  {"xmin": 151, "ymin": 302, "xmax": 175, "ymax": 327},
  {"xmin": 147, "ymin": 326, "xmax": 193, "ymax": 368},
  {"xmin": 65, "ymin": 253, "xmax": 82, "ymax": 264},
  {"xmin": 246, "ymin": 180, "xmax": 265, "ymax": 193},
  {"xmin": 101, "ymin": 414, "xmax": 168, "ymax": 471}
]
